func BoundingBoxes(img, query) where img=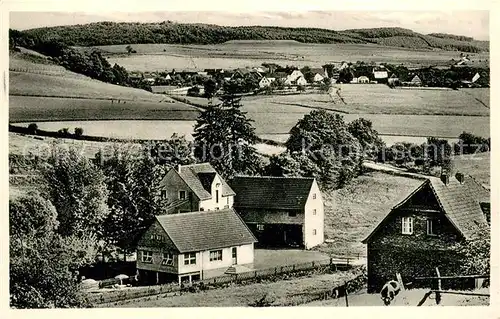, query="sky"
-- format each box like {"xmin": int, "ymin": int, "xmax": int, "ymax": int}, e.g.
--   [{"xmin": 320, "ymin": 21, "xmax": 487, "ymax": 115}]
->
[{"xmin": 9, "ymin": 11, "xmax": 490, "ymax": 41}]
